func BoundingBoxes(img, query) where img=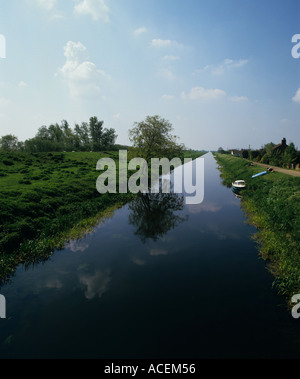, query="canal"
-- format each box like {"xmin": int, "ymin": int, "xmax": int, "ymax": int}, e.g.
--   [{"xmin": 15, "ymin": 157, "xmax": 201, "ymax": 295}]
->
[{"xmin": 0, "ymin": 152, "xmax": 300, "ymax": 359}]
